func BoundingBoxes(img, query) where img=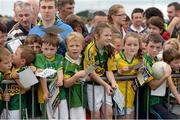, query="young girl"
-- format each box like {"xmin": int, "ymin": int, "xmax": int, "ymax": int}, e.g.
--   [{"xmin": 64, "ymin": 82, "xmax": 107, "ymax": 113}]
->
[
  {"xmin": 108, "ymin": 32, "xmax": 142, "ymax": 119},
  {"xmin": 111, "ymin": 33, "xmax": 124, "ymax": 54},
  {"xmin": 83, "ymin": 23, "xmax": 116, "ymax": 119},
  {"xmin": 147, "ymin": 16, "xmax": 170, "ymax": 41}
]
